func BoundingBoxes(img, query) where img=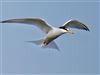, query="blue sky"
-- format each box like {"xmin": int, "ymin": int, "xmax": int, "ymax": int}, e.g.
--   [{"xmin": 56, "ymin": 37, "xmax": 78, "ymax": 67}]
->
[{"xmin": 0, "ymin": 0, "xmax": 99, "ymax": 75}]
